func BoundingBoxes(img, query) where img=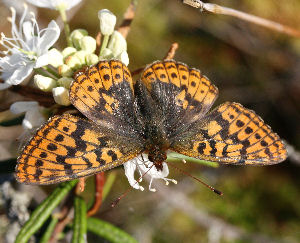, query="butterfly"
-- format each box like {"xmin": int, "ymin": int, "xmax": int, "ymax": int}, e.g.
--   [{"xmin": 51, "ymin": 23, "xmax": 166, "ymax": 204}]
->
[{"xmin": 16, "ymin": 60, "xmax": 288, "ymax": 184}]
